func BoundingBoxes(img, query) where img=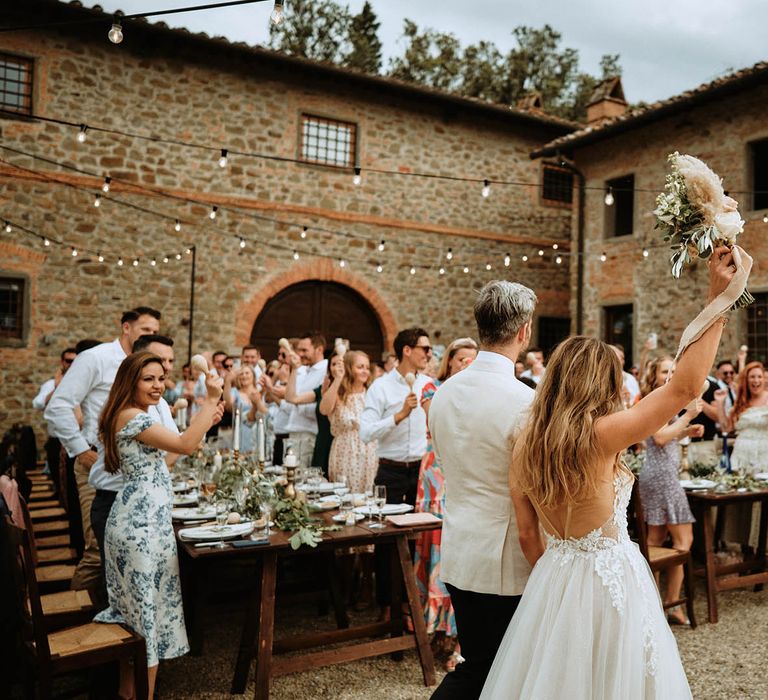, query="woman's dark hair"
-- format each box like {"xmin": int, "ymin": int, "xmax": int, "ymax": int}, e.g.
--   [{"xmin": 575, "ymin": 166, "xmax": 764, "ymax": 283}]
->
[{"xmin": 98, "ymin": 351, "xmax": 163, "ymax": 474}]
